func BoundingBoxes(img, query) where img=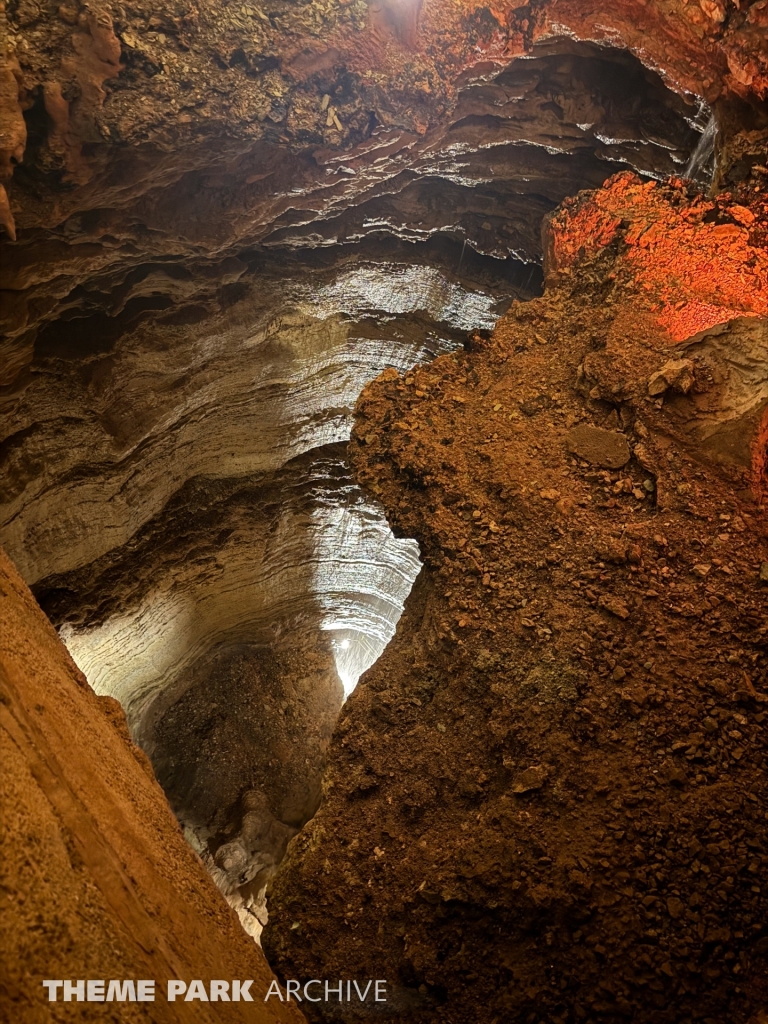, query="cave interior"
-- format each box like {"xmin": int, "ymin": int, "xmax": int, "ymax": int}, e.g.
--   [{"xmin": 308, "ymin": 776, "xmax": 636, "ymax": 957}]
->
[{"xmin": 0, "ymin": 0, "xmax": 767, "ymax": 1021}]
